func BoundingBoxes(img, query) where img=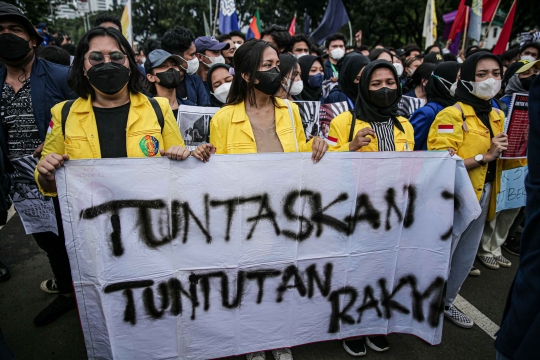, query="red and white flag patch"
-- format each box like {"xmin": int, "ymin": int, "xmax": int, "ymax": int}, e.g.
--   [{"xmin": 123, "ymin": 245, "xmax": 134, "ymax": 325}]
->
[
  {"xmin": 438, "ymin": 124, "xmax": 454, "ymax": 134},
  {"xmin": 326, "ymin": 135, "xmax": 338, "ymax": 146},
  {"xmin": 47, "ymin": 120, "xmax": 54, "ymax": 134}
]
